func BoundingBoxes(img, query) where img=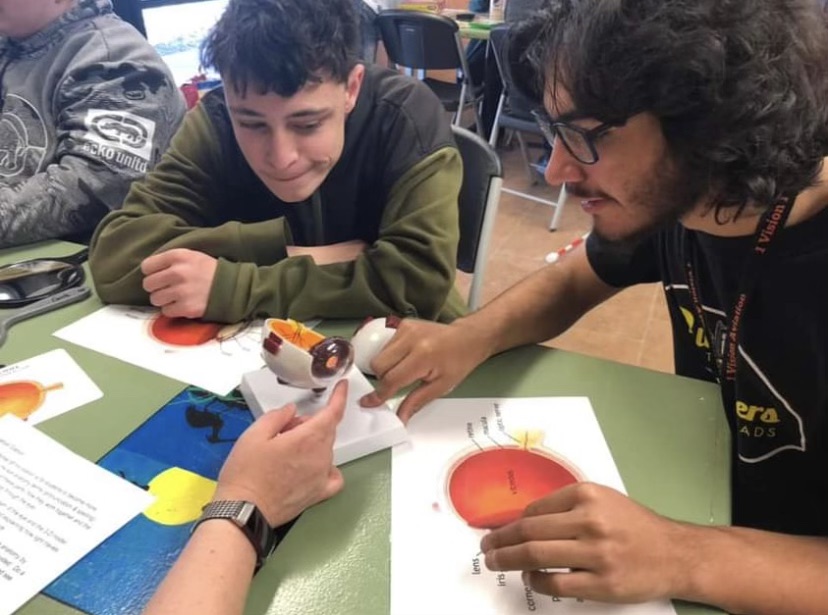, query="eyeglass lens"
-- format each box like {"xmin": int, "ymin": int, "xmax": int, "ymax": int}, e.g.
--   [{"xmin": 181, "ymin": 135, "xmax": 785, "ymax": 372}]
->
[
  {"xmin": 555, "ymin": 125, "xmax": 594, "ymax": 163},
  {"xmin": 533, "ymin": 111, "xmax": 597, "ymax": 164}
]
